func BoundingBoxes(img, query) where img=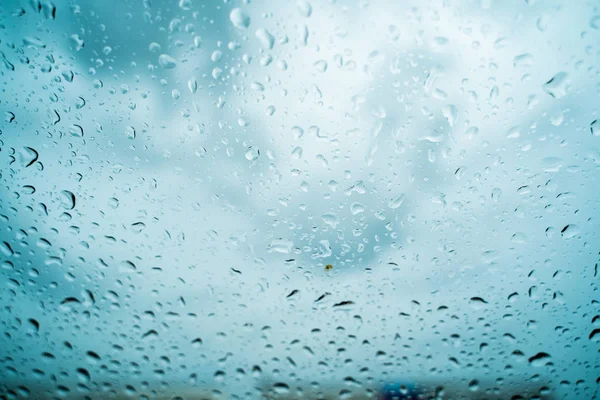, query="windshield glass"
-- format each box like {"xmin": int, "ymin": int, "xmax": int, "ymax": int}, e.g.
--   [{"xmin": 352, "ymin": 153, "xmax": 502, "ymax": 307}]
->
[{"xmin": 0, "ymin": 0, "xmax": 598, "ymax": 399}]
